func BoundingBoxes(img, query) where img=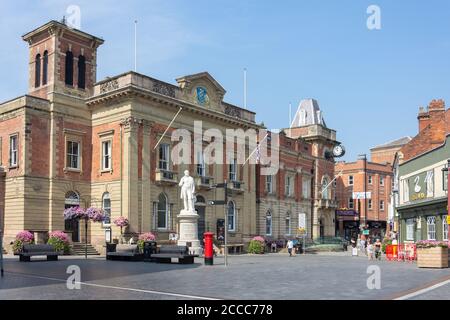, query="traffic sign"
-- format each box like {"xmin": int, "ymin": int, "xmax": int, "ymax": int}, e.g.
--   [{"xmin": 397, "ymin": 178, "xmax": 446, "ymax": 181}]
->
[{"xmin": 447, "ymin": 215, "xmax": 450, "ymax": 225}]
